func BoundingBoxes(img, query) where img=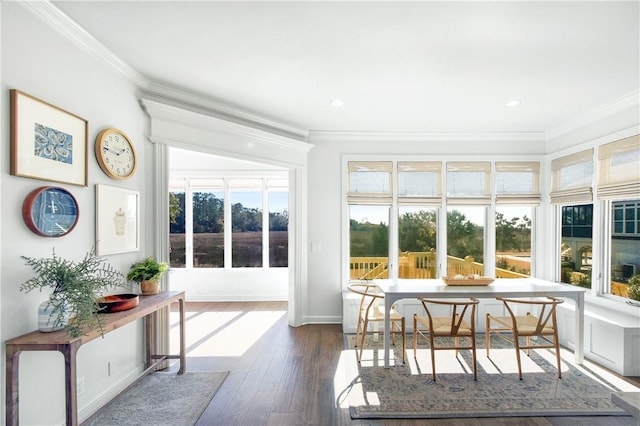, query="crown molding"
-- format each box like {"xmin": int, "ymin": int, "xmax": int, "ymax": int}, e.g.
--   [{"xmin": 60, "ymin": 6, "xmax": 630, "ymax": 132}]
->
[
  {"xmin": 546, "ymin": 89, "xmax": 640, "ymax": 141},
  {"xmin": 21, "ymin": 0, "xmax": 308, "ymax": 142},
  {"xmin": 308, "ymin": 131, "xmax": 546, "ymax": 143},
  {"xmin": 18, "ymin": 0, "xmax": 149, "ymax": 87},
  {"xmin": 141, "ymin": 98, "xmax": 314, "ymax": 154},
  {"xmin": 139, "ymin": 82, "xmax": 309, "ymax": 142}
]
